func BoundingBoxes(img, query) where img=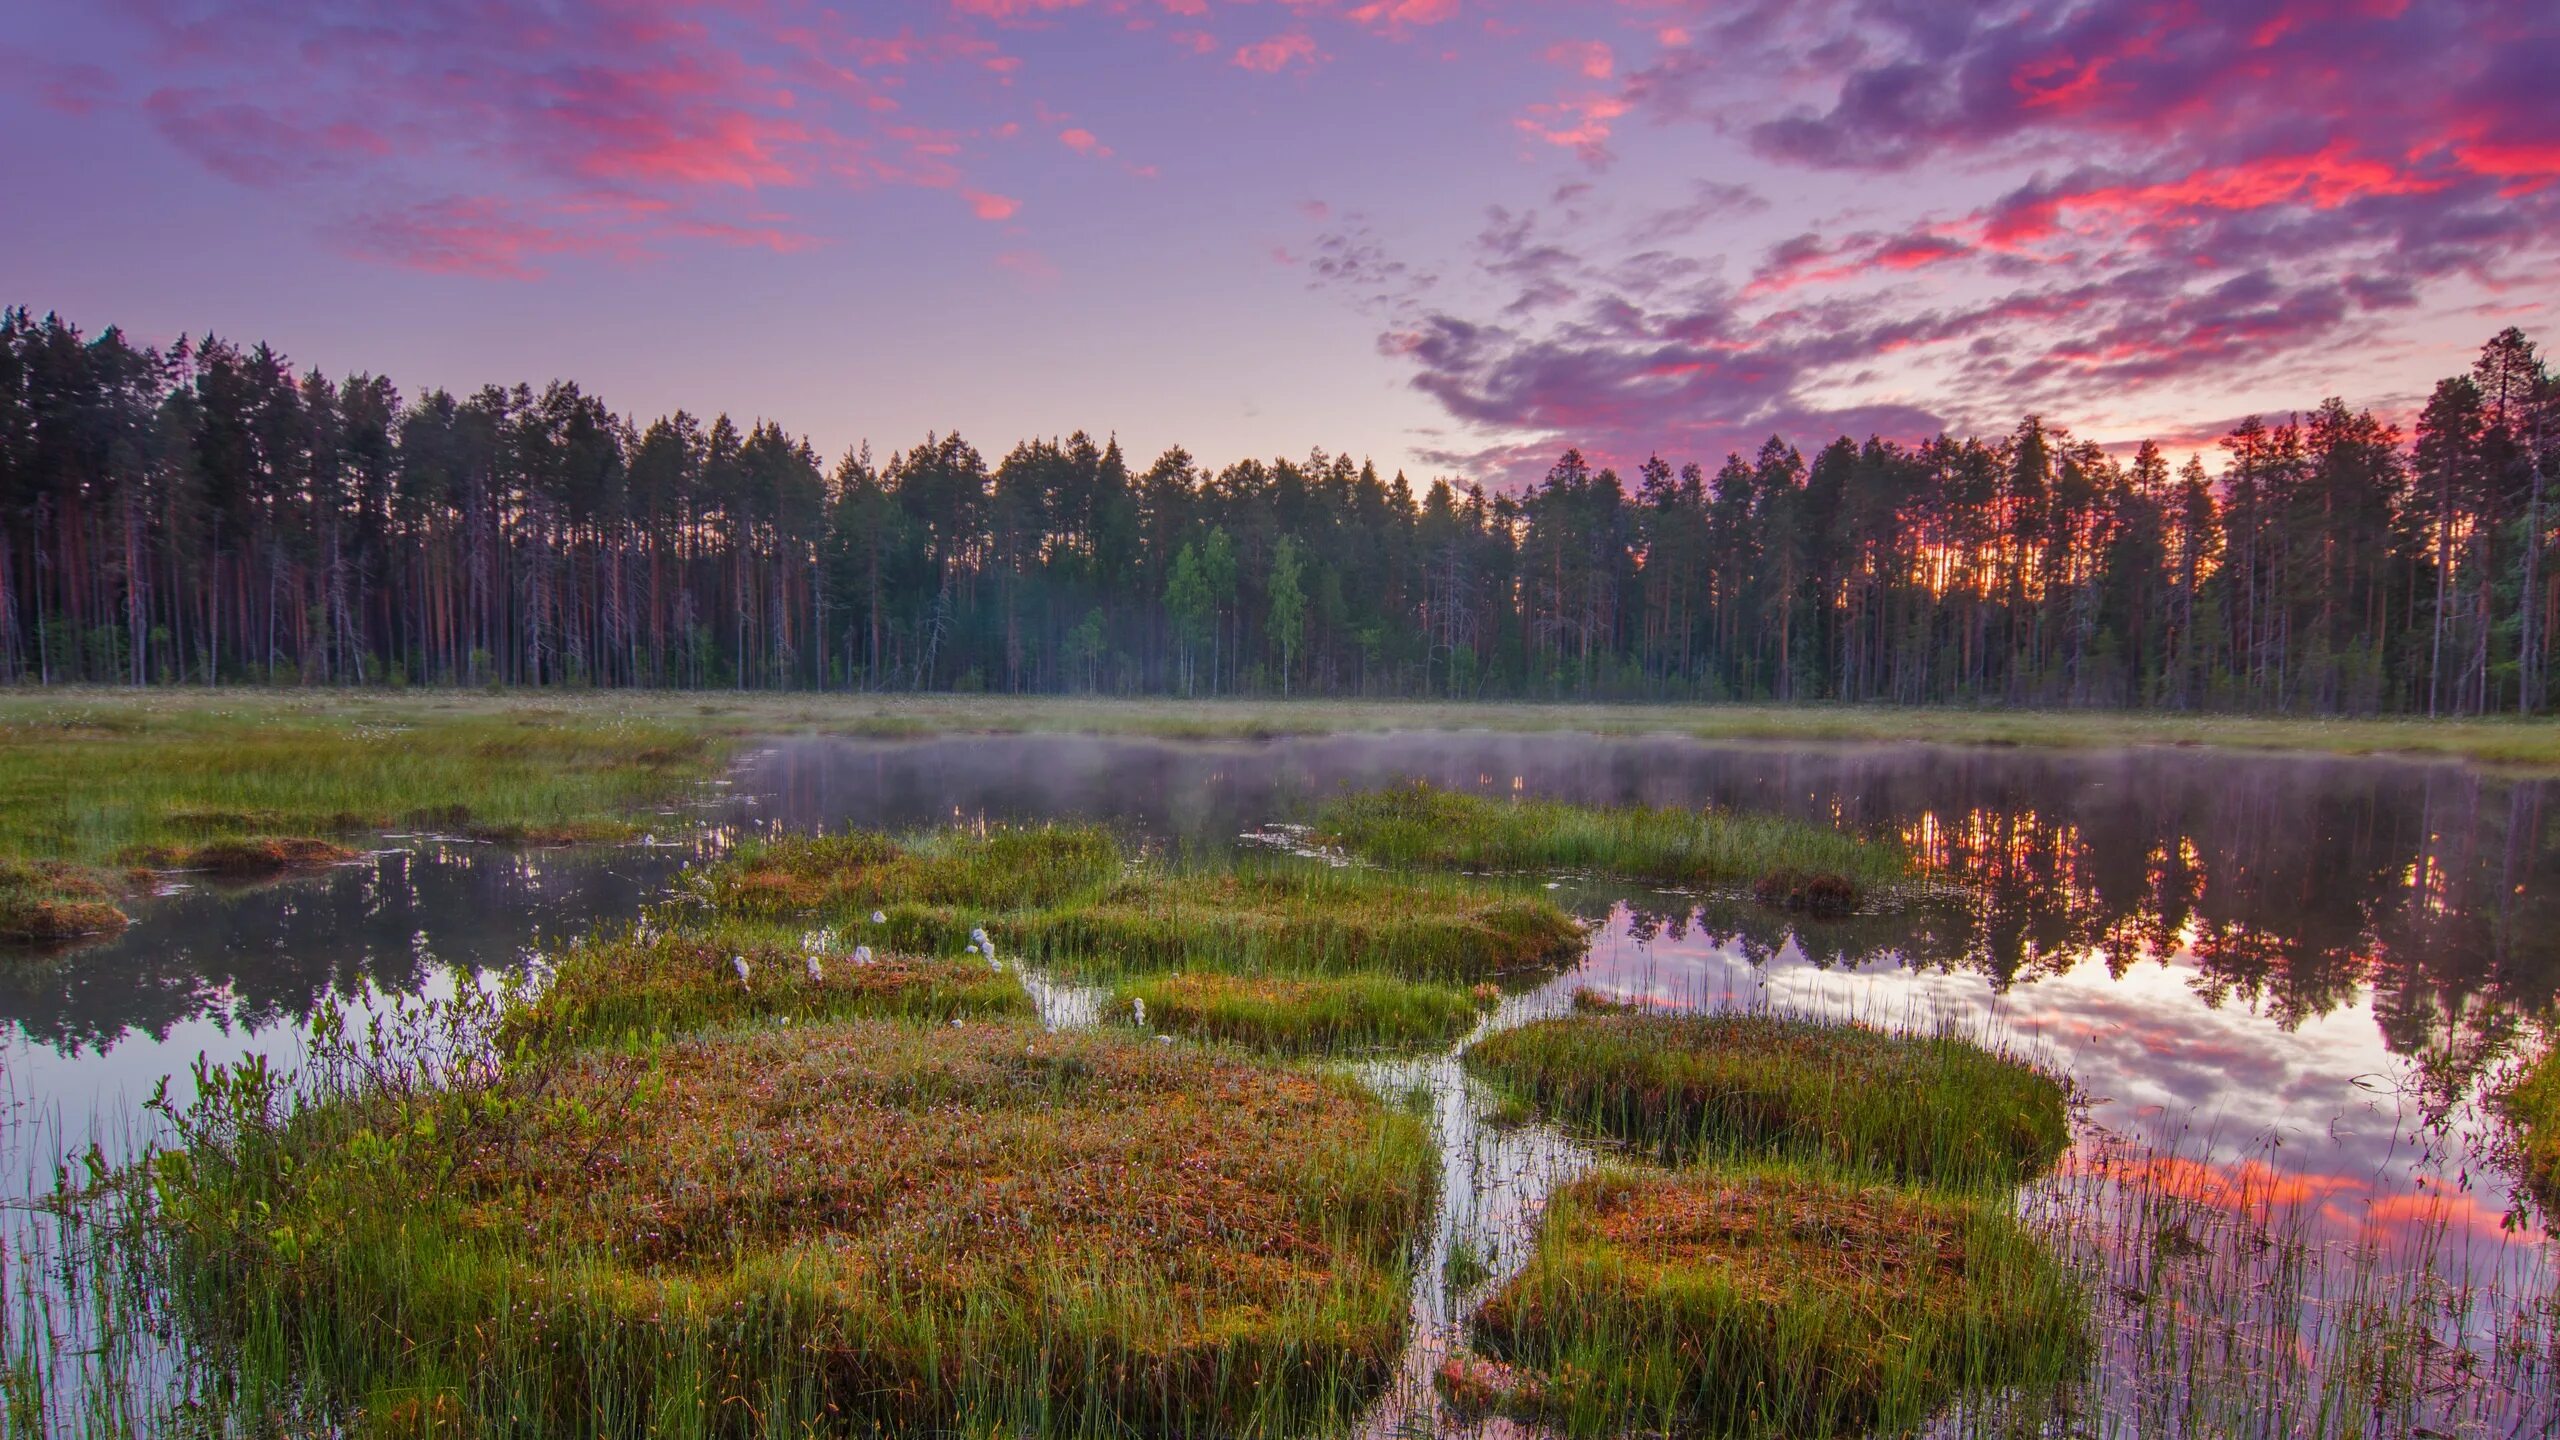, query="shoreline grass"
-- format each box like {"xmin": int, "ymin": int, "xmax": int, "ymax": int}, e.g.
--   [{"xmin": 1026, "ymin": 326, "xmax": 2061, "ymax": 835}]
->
[
  {"xmin": 143, "ymin": 1015, "xmax": 1436, "ymax": 1439},
  {"xmin": 1463, "ymin": 1011, "xmax": 2069, "ymax": 1185},
  {"xmin": 1310, "ymin": 781, "xmax": 1903, "ymax": 894},
  {"xmin": 1459, "ymin": 1165, "xmax": 2086, "ymax": 1437},
  {"xmin": 710, "ymin": 826, "xmax": 1589, "ymax": 983},
  {"xmin": 1108, "ymin": 972, "xmax": 1496, "ymax": 1054},
  {"xmin": 11, "ymin": 687, "xmax": 2560, "ymax": 770}
]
